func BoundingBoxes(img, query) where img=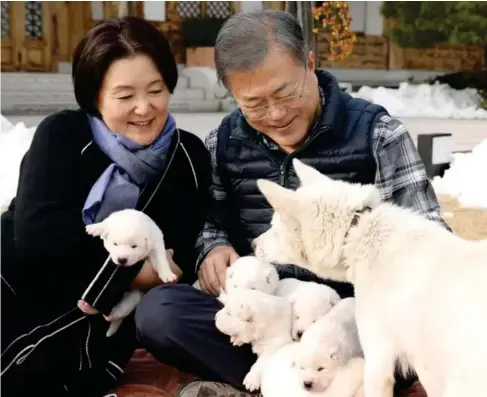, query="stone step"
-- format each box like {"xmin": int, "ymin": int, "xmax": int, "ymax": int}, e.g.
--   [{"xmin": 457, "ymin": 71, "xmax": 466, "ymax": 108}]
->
[
  {"xmin": 0, "ymin": 69, "xmax": 232, "ymax": 115},
  {"xmin": 1, "ymin": 72, "xmax": 190, "ymax": 91}
]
